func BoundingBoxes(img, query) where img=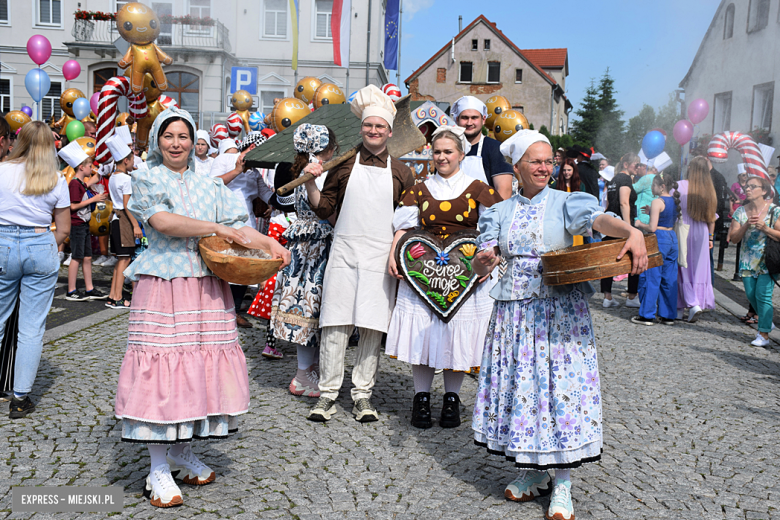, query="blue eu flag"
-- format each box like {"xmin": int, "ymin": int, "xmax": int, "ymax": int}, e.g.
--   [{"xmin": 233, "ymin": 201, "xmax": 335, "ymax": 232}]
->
[{"xmin": 384, "ymin": 0, "xmax": 400, "ymax": 70}]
